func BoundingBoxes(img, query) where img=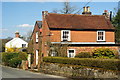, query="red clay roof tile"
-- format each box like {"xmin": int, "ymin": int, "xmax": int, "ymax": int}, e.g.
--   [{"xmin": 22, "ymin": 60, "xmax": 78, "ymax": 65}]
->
[{"xmin": 45, "ymin": 13, "xmax": 115, "ymax": 30}]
